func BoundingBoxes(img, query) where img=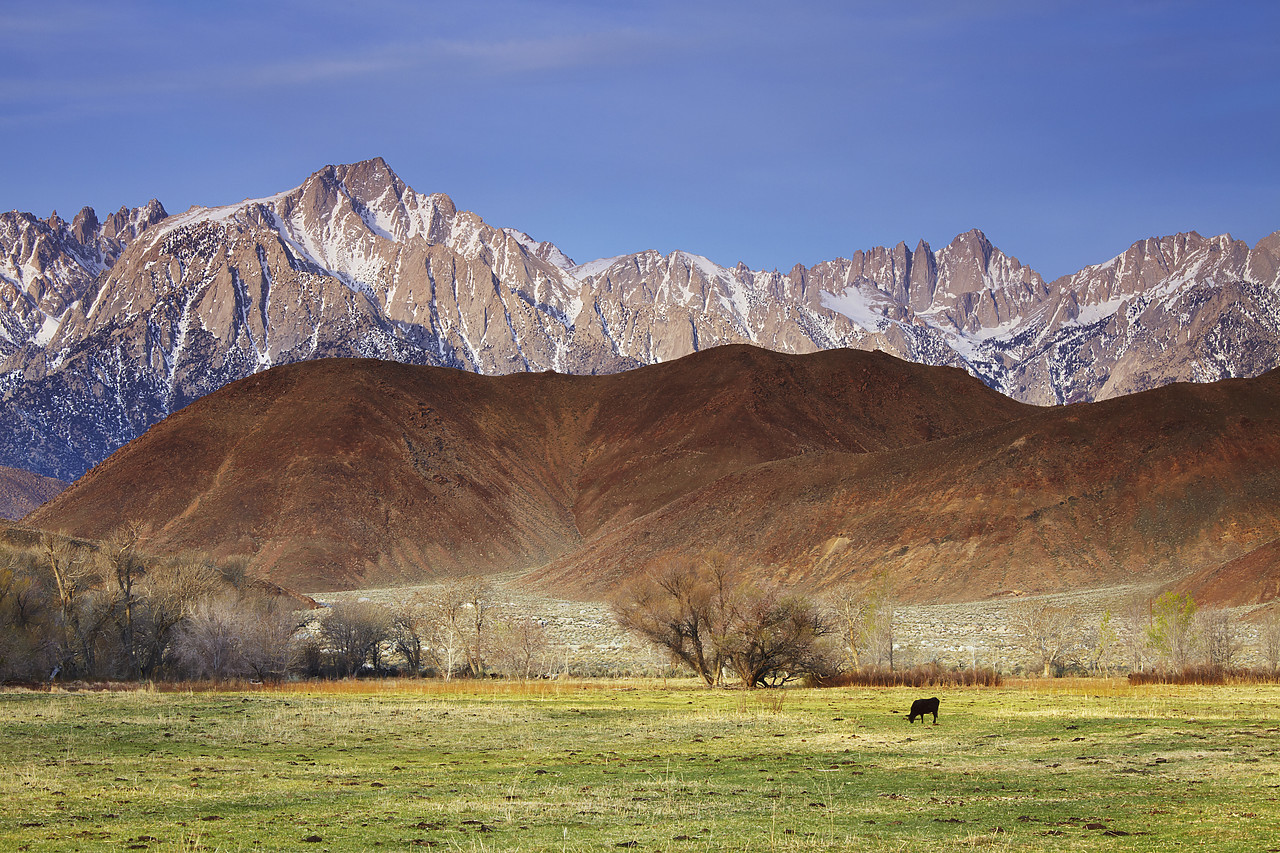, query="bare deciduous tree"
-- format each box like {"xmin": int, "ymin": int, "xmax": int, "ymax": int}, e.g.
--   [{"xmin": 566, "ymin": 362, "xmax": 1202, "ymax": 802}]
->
[
  {"xmin": 1262, "ymin": 608, "xmax": 1280, "ymax": 672},
  {"xmin": 614, "ymin": 559, "xmax": 724, "ymax": 686},
  {"xmin": 0, "ymin": 552, "xmax": 57, "ymax": 681},
  {"xmin": 1011, "ymin": 603, "xmax": 1078, "ymax": 677},
  {"xmin": 134, "ymin": 553, "xmax": 222, "ymax": 678},
  {"xmin": 614, "ymin": 556, "xmax": 831, "ymax": 689},
  {"xmin": 237, "ymin": 595, "xmax": 301, "ymax": 681},
  {"xmin": 720, "ymin": 581, "xmax": 832, "ymax": 688},
  {"xmin": 390, "ymin": 594, "xmax": 431, "ymax": 676},
  {"xmin": 1120, "ymin": 593, "xmax": 1152, "ymax": 673},
  {"xmin": 174, "ymin": 595, "xmax": 245, "ymax": 680},
  {"xmin": 1083, "ymin": 609, "xmax": 1119, "ymax": 676},
  {"xmin": 829, "ymin": 573, "xmax": 896, "ymax": 672},
  {"xmin": 174, "ymin": 591, "xmax": 299, "ymax": 682},
  {"xmin": 492, "ymin": 616, "xmax": 550, "ymax": 681},
  {"xmin": 1198, "ymin": 608, "xmax": 1240, "ymax": 670},
  {"xmin": 319, "ymin": 600, "xmax": 392, "ymax": 676},
  {"xmin": 41, "ymin": 532, "xmax": 109, "ymax": 678},
  {"xmin": 99, "ymin": 522, "xmax": 149, "ymax": 679},
  {"xmin": 419, "ymin": 601, "xmax": 465, "ymax": 680},
  {"xmin": 438, "ymin": 579, "xmax": 495, "ymax": 677}
]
